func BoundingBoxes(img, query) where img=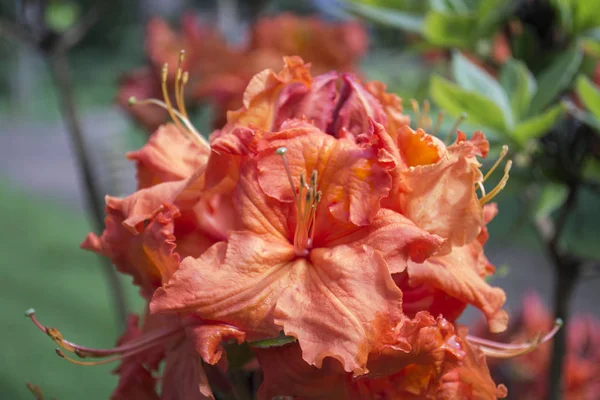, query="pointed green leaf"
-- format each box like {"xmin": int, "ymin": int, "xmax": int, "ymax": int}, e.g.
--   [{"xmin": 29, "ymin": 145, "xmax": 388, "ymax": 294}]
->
[
  {"xmin": 528, "ymin": 44, "xmax": 583, "ymax": 116},
  {"xmin": 424, "ymin": 11, "xmax": 474, "ymax": 48},
  {"xmin": 500, "ymin": 59, "xmax": 536, "ymax": 122},
  {"xmin": 572, "ymin": 0, "xmax": 600, "ymax": 34},
  {"xmin": 534, "ymin": 183, "xmax": 568, "ymax": 220},
  {"xmin": 430, "ymin": 75, "xmax": 508, "ymax": 132},
  {"xmin": 512, "ymin": 104, "xmax": 564, "ymax": 144},
  {"xmin": 575, "ymin": 75, "xmax": 600, "ymax": 118},
  {"xmin": 248, "ymin": 333, "xmax": 297, "ymax": 349},
  {"xmin": 345, "ymin": 2, "xmax": 424, "ymax": 34},
  {"xmin": 451, "ymin": 52, "xmax": 513, "ymax": 129}
]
